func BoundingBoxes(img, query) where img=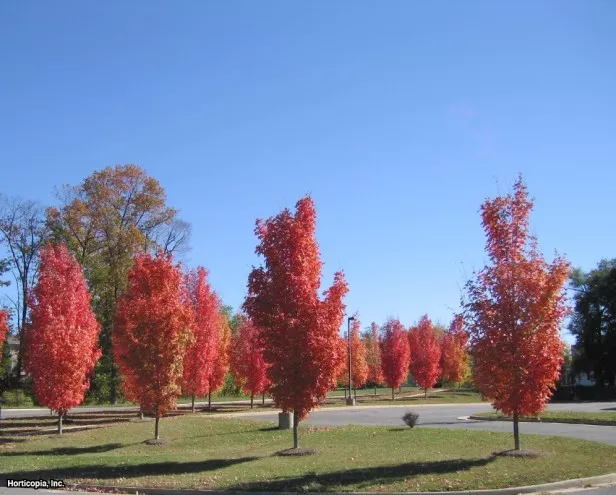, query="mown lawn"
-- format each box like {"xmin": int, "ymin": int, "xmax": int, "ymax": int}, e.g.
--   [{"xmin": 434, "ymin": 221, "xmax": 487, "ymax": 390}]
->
[
  {"xmin": 474, "ymin": 410, "xmax": 616, "ymax": 425},
  {"xmin": 325, "ymin": 389, "xmax": 486, "ymax": 407},
  {"xmin": 1, "ymin": 414, "xmax": 615, "ymax": 492},
  {"xmin": 327, "ymin": 386, "xmax": 420, "ymax": 398}
]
